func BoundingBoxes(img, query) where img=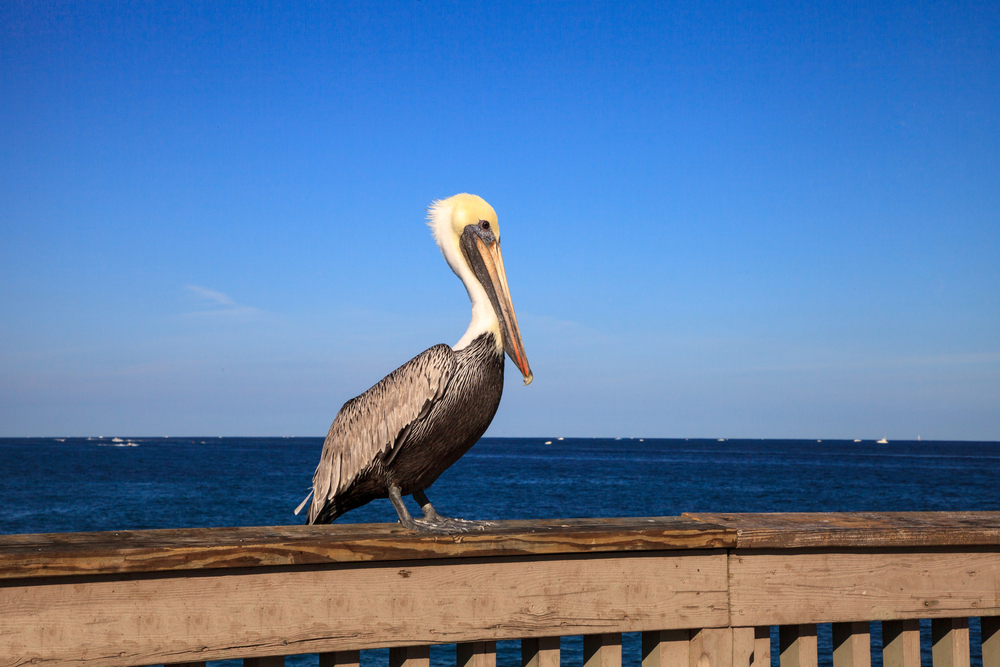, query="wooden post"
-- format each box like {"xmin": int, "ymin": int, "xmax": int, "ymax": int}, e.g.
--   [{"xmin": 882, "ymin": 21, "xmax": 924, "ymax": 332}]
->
[
  {"xmin": 584, "ymin": 633, "xmax": 623, "ymax": 667},
  {"xmin": 523, "ymin": 637, "xmax": 561, "ymax": 667},
  {"xmin": 833, "ymin": 622, "xmax": 870, "ymax": 667},
  {"xmin": 732, "ymin": 627, "xmax": 770, "ymax": 667},
  {"xmin": 932, "ymin": 618, "xmax": 969, "ymax": 667},
  {"xmin": 754, "ymin": 627, "xmax": 771, "ymax": 667},
  {"xmin": 390, "ymin": 645, "xmax": 431, "ymax": 667},
  {"xmin": 244, "ymin": 658, "xmax": 284, "ymax": 667},
  {"xmin": 642, "ymin": 630, "xmax": 689, "ymax": 667},
  {"xmin": 982, "ymin": 617, "xmax": 1000, "ymax": 667},
  {"xmin": 320, "ymin": 651, "xmax": 361, "ymax": 667},
  {"xmin": 779, "ymin": 625, "xmax": 817, "ymax": 667},
  {"xmin": 689, "ymin": 628, "xmax": 733, "ymax": 667},
  {"xmin": 882, "ymin": 620, "xmax": 920, "ymax": 667},
  {"xmin": 458, "ymin": 641, "xmax": 497, "ymax": 667}
]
